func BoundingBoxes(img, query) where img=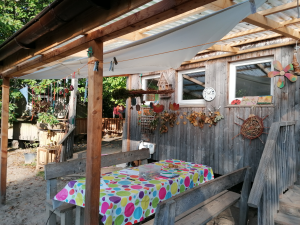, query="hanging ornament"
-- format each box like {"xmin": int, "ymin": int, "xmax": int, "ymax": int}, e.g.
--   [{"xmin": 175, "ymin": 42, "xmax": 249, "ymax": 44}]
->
[
  {"xmin": 169, "ymin": 102, "xmax": 179, "ymax": 111},
  {"xmin": 84, "ymin": 79, "xmax": 88, "ymax": 103},
  {"xmin": 59, "ymin": 90, "xmax": 63, "ymax": 95},
  {"xmin": 136, "ymin": 104, "xmax": 140, "ymax": 111},
  {"xmin": 70, "ymin": 85, "xmax": 74, "ymax": 91},
  {"xmin": 293, "ymin": 53, "xmax": 300, "ymax": 75},
  {"xmin": 131, "ymin": 98, "xmax": 136, "ymax": 106},
  {"xmin": 153, "ymin": 104, "xmax": 164, "ymax": 113},
  {"xmin": 268, "ymin": 60, "xmax": 297, "ymax": 88},
  {"xmin": 65, "ymin": 88, "xmax": 69, "ymax": 94}
]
